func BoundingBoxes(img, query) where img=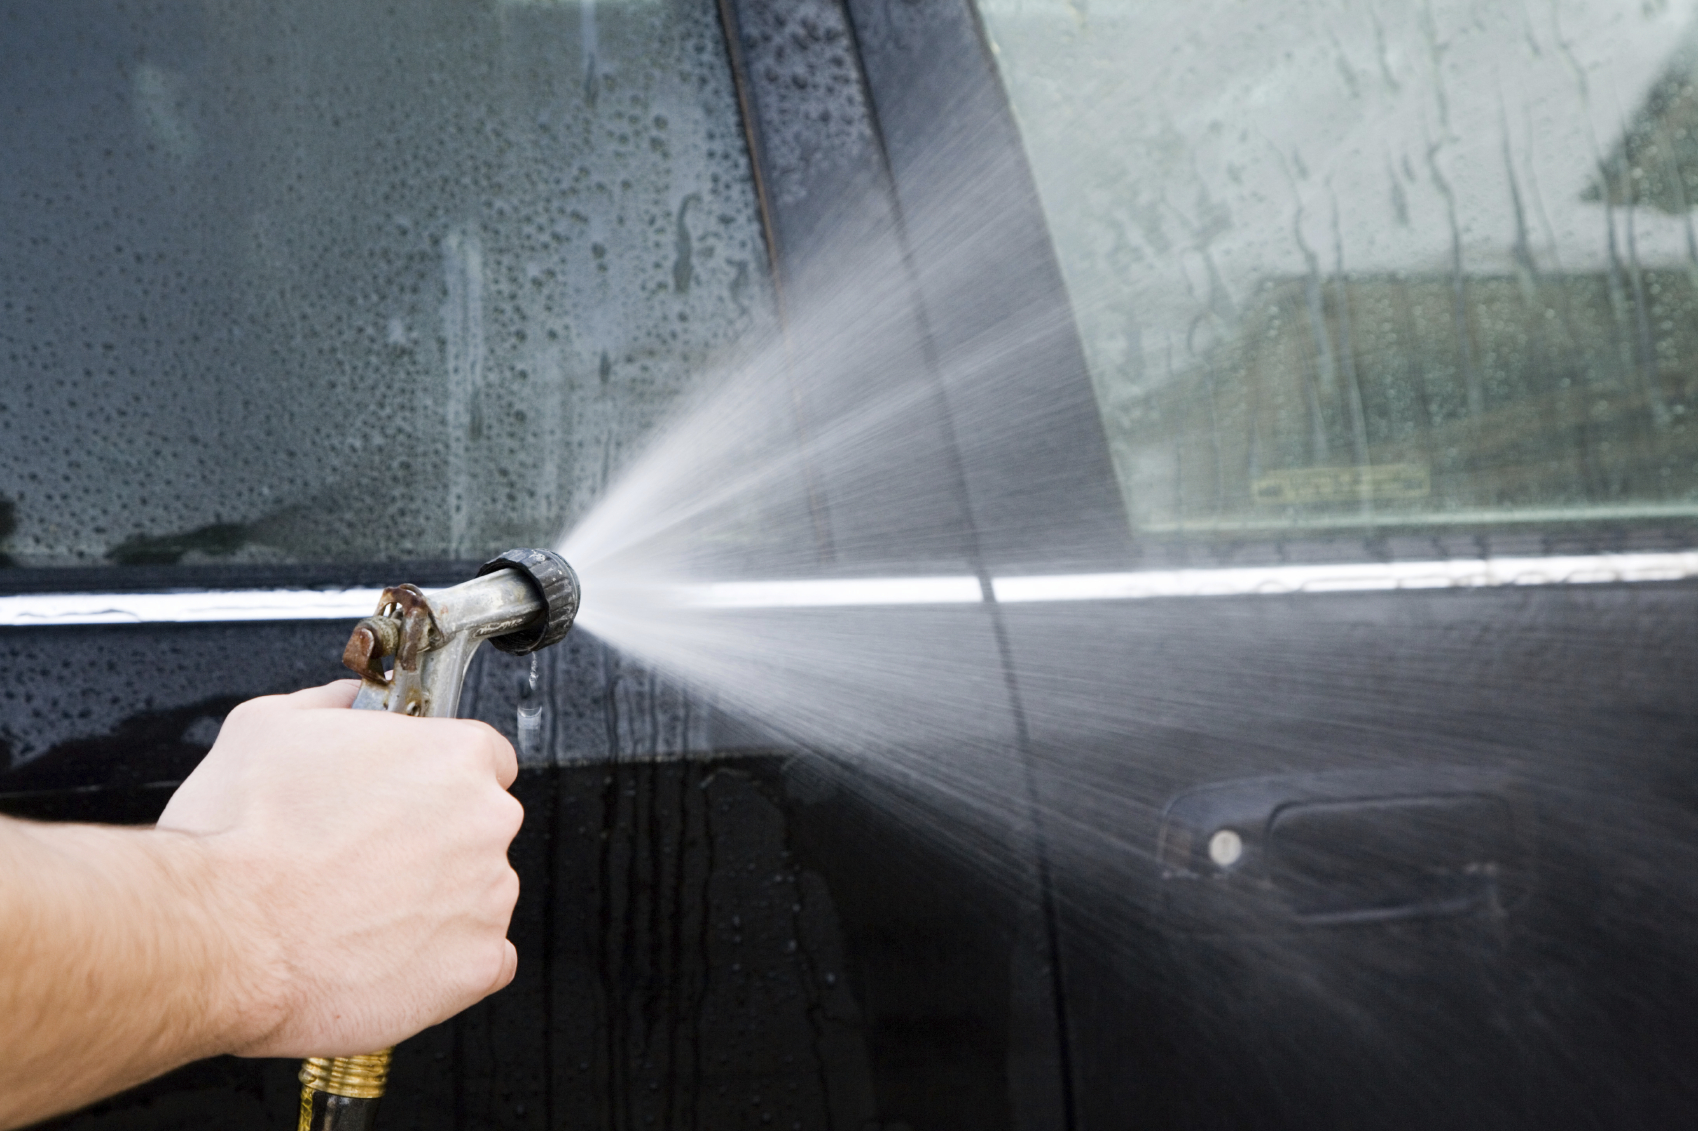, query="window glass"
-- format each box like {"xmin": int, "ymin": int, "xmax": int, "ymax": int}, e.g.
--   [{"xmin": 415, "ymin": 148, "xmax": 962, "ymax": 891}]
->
[
  {"xmin": 0, "ymin": 0, "xmax": 771, "ymax": 568},
  {"xmin": 976, "ymin": 0, "xmax": 1698, "ymax": 548}
]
